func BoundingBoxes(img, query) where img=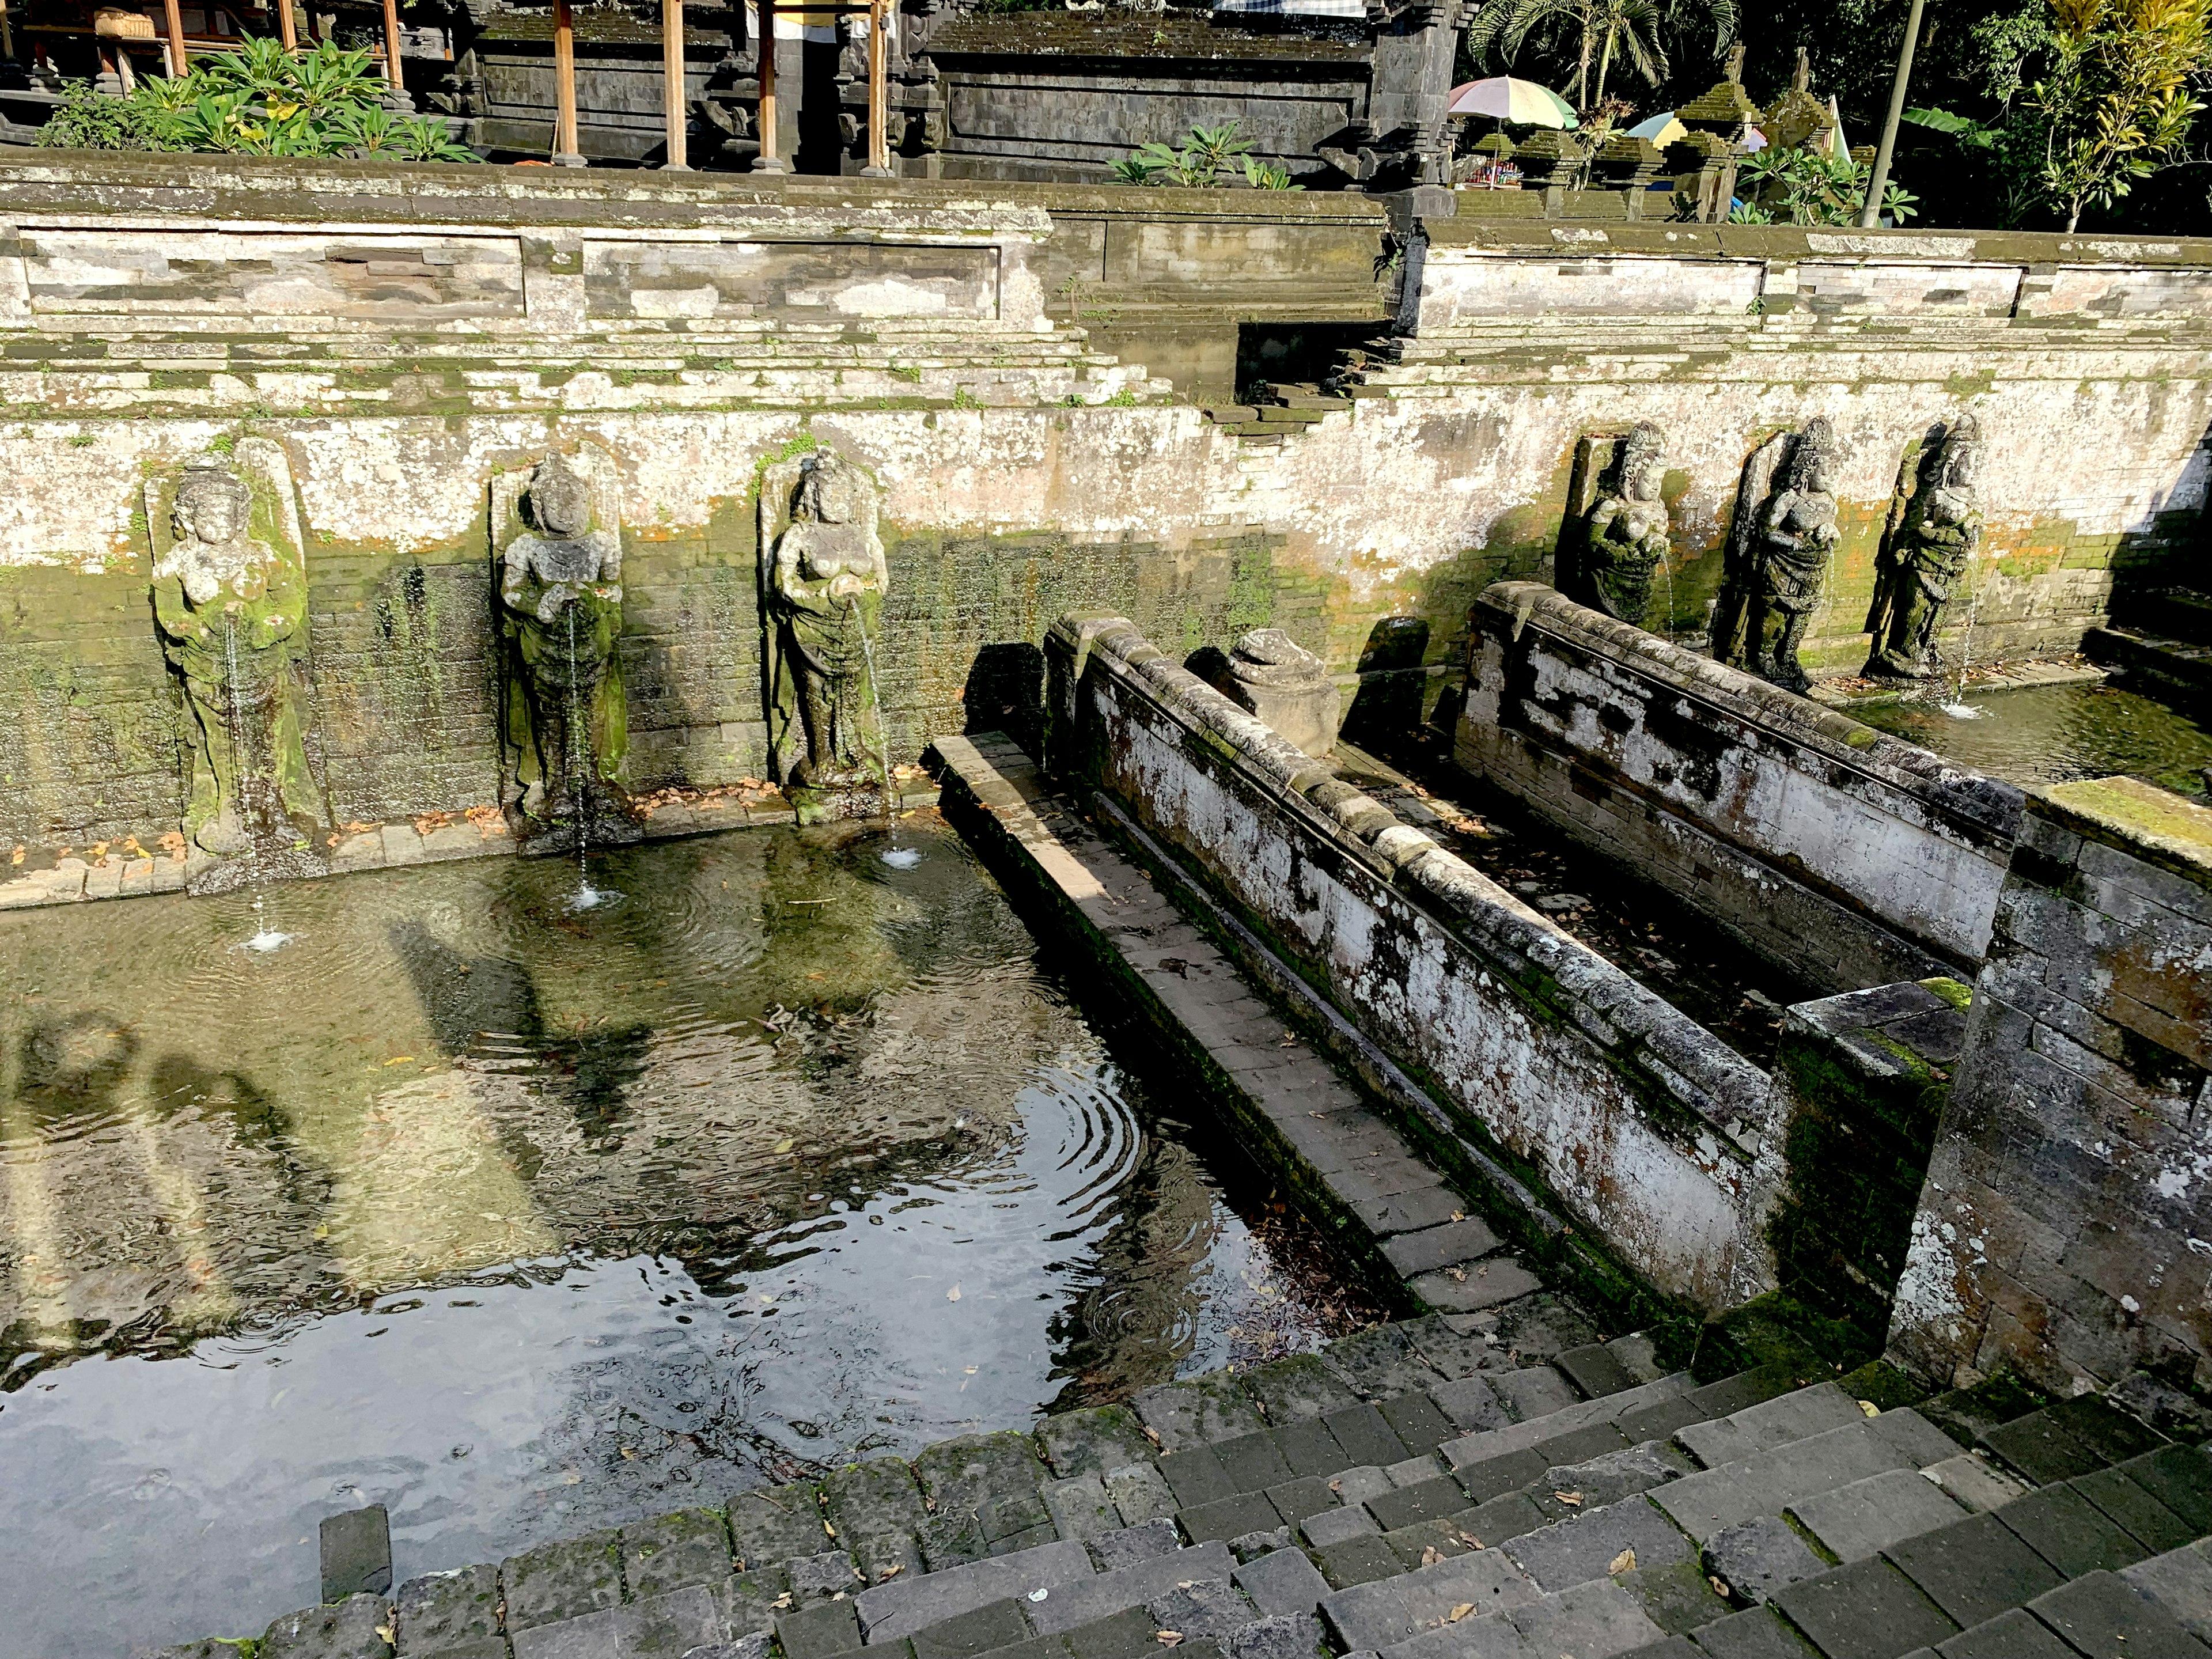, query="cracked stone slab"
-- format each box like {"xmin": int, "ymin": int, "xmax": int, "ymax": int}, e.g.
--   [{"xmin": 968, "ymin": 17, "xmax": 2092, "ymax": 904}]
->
[
  {"xmin": 1321, "ymin": 1545, "xmax": 1539, "ymax": 1649},
  {"xmin": 1503, "ymin": 1496, "xmax": 1694, "ymax": 1593},
  {"xmin": 1702, "ymin": 1517, "xmax": 1823, "ymax": 1605},
  {"xmin": 1093, "ymin": 1518, "xmax": 1183, "ymax": 1571},
  {"xmin": 503, "ymin": 1531, "xmax": 625, "ymax": 1631},
  {"xmin": 1147, "ymin": 1576, "xmax": 1252, "ymax": 1639},
  {"xmin": 1041, "ymin": 1408, "xmax": 1160, "ymax": 1479},
  {"xmin": 857, "ymin": 1537, "xmax": 1093, "ymax": 1642},
  {"xmin": 1221, "ymin": 1613, "xmax": 1325, "ymax": 1659},
  {"xmin": 1787, "ymin": 1469, "xmax": 1968, "ymax": 1563},
  {"xmin": 260, "ymin": 1595, "xmax": 394, "ymax": 1659},
  {"xmin": 1138, "ymin": 1377, "xmax": 1267, "ymax": 1451},
  {"xmin": 513, "ymin": 1585, "xmax": 725, "ymax": 1659},
  {"xmin": 396, "ymin": 1564, "xmax": 502, "ymax": 1653}
]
